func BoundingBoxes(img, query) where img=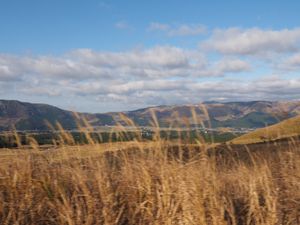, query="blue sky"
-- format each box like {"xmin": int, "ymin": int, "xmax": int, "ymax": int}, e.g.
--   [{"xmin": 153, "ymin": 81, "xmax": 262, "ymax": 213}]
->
[
  {"xmin": 0, "ymin": 0, "xmax": 300, "ymax": 112},
  {"xmin": 1, "ymin": 0, "xmax": 300, "ymax": 53}
]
